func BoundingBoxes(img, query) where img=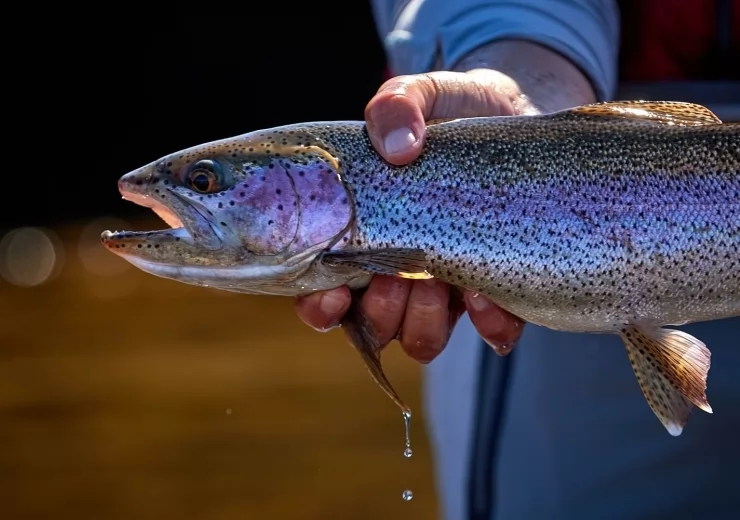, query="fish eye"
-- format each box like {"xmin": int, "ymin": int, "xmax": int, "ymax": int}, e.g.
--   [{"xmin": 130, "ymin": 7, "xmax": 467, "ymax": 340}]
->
[{"xmin": 187, "ymin": 159, "xmax": 222, "ymax": 193}]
